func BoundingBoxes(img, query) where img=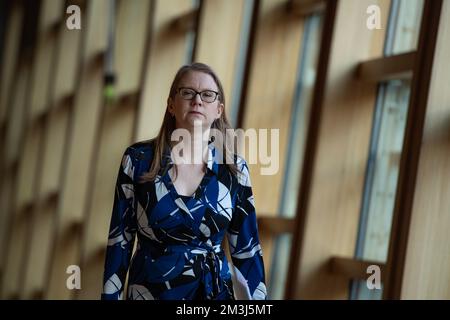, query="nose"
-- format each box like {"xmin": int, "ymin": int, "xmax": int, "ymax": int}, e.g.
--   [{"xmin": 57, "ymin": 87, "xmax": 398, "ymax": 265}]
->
[{"xmin": 191, "ymin": 92, "xmax": 203, "ymax": 105}]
